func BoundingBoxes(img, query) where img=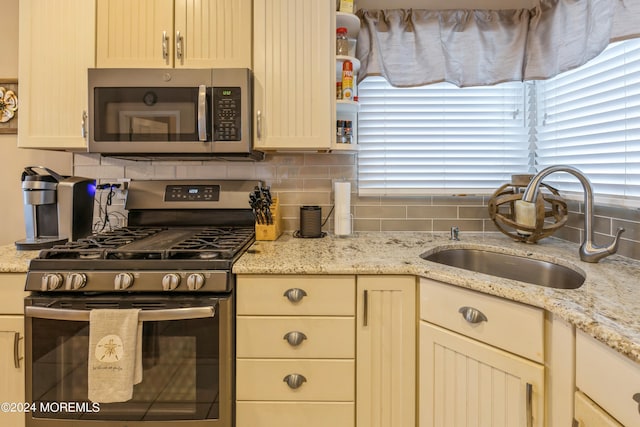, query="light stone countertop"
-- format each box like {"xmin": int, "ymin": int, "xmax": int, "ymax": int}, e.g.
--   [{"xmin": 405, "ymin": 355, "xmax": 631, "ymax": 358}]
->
[
  {"xmin": 0, "ymin": 244, "xmax": 39, "ymax": 273},
  {"xmin": 3, "ymin": 234, "xmax": 639, "ymax": 364},
  {"xmin": 233, "ymin": 232, "xmax": 640, "ymax": 364}
]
